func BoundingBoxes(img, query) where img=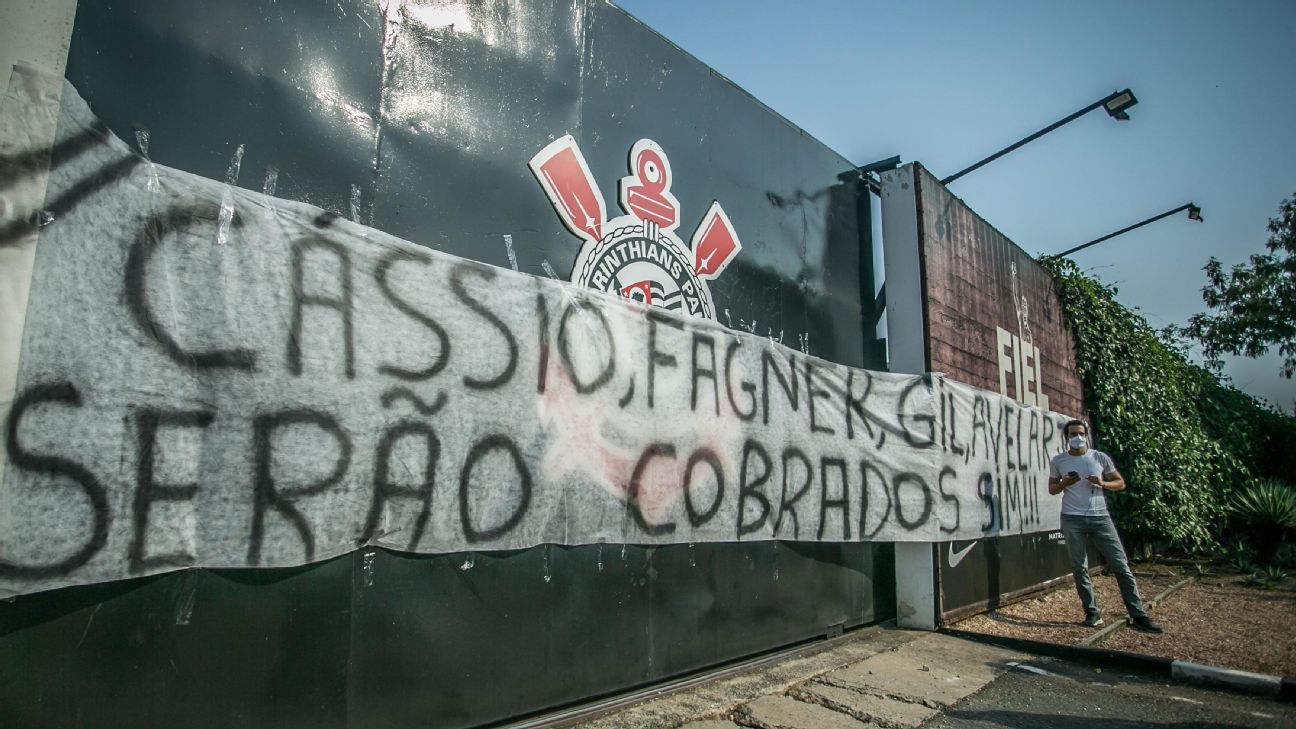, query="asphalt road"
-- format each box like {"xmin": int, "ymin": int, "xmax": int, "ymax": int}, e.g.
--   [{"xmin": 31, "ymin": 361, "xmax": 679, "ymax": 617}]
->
[{"xmin": 927, "ymin": 654, "xmax": 1294, "ymax": 729}]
